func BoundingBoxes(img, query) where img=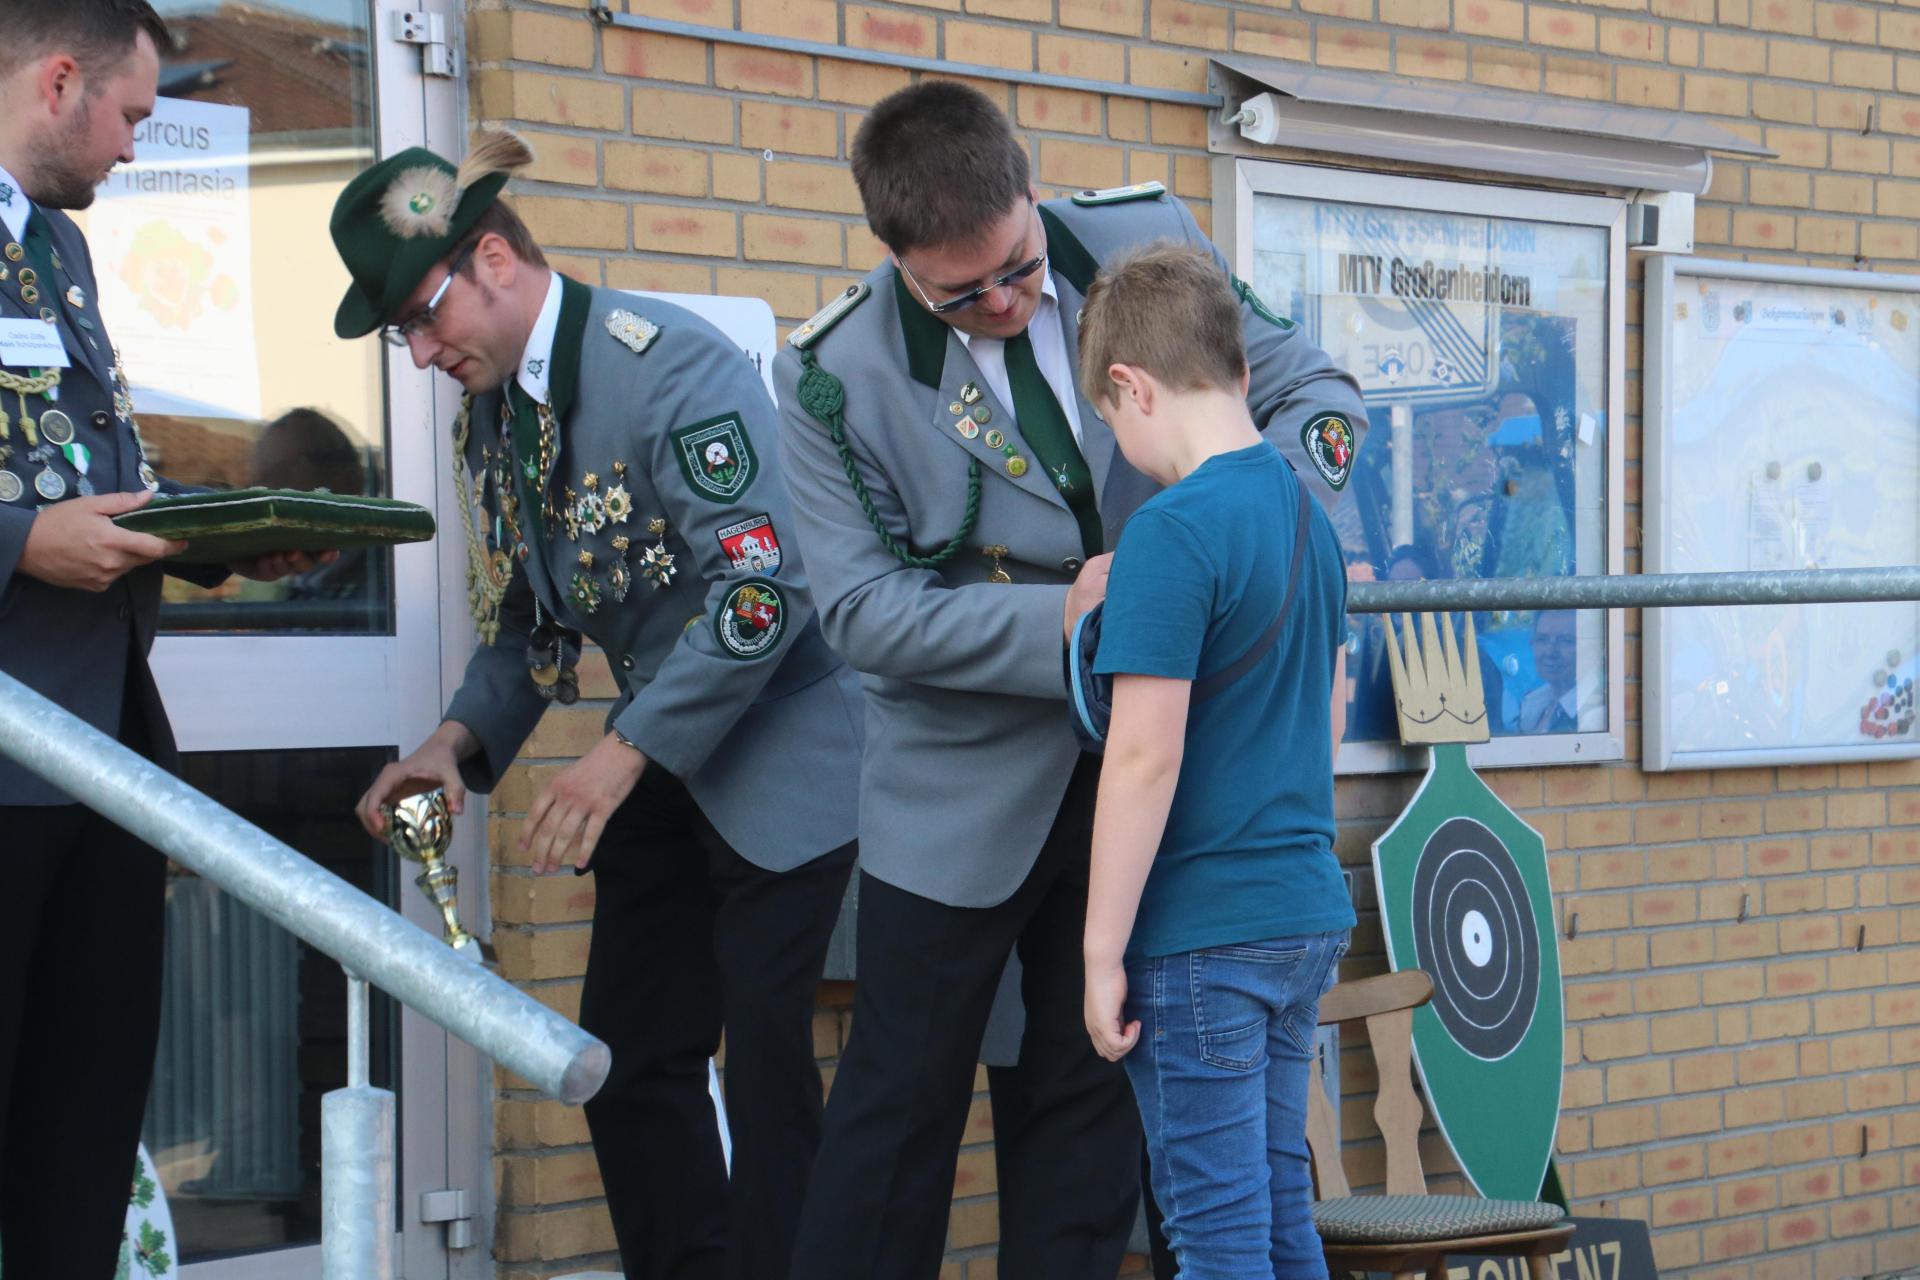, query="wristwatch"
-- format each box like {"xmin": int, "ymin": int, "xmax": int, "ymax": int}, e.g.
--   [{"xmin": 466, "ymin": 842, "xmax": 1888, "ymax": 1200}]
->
[{"xmin": 612, "ymin": 727, "xmax": 644, "ymax": 754}]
